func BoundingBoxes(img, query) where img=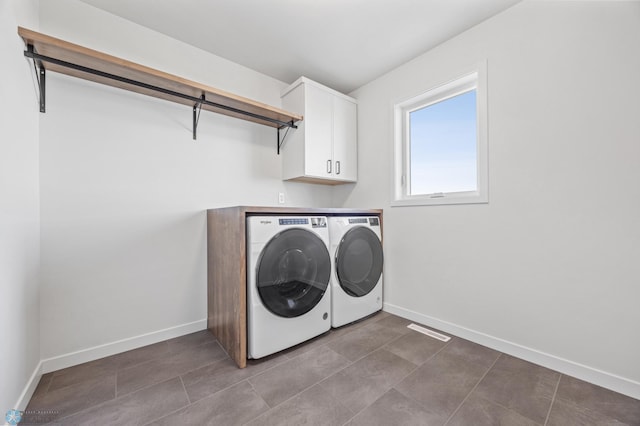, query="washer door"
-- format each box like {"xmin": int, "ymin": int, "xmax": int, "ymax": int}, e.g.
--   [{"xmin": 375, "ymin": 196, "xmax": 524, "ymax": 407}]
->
[
  {"xmin": 256, "ymin": 228, "xmax": 331, "ymax": 318},
  {"xmin": 336, "ymin": 227, "xmax": 384, "ymax": 297}
]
